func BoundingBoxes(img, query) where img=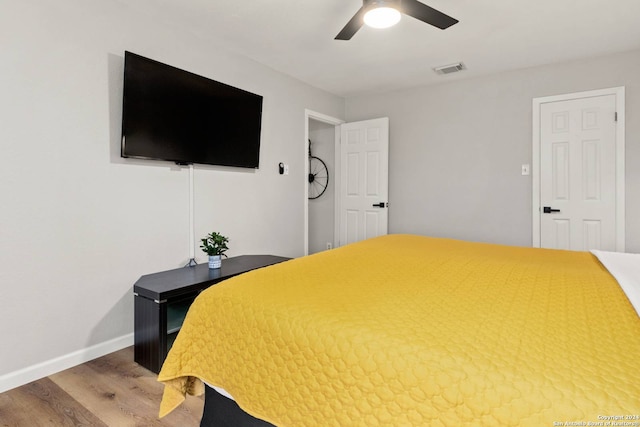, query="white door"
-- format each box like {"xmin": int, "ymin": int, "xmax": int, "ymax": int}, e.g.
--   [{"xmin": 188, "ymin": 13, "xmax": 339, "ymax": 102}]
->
[
  {"xmin": 338, "ymin": 117, "xmax": 389, "ymax": 246},
  {"xmin": 538, "ymin": 93, "xmax": 619, "ymax": 251}
]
